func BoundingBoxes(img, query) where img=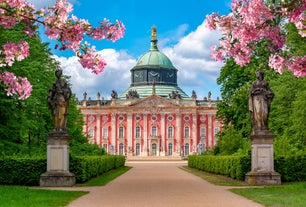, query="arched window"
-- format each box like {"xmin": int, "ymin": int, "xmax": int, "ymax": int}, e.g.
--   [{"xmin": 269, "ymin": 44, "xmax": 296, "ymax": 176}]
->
[
  {"xmin": 136, "ymin": 143, "xmax": 140, "ymax": 156},
  {"xmin": 119, "ymin": 143, "xmax": 124, "ymax": 155},
  {"xmin": 184, "ymin": 126, "xmax": 190, "ymax": 138},
  {"xmin": 119, "ymin": 126, "xmax": 124, "ymax": 138},
  {"xmin": 135, "ymin": 126, "xmax": 141, "ymax": 138},
  {"xmin": 168, "ymin": 126, "xmax": 173, "ymax": 138},
  {"xmin": 151, "ymin": 125, "xmax": 157, "ymax": 136}
]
